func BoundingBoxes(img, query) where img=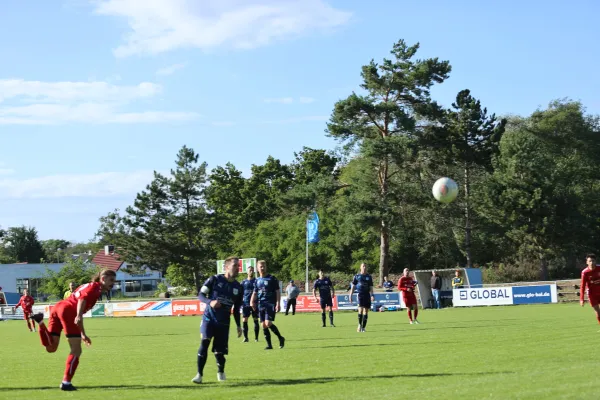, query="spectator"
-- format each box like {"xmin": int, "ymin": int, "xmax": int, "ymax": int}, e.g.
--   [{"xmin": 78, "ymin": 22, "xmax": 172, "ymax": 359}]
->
[
  {"xmin": 285, "ymin": 280, "xmax": 300, "ymax": 315},
  {"xmin": 452, "ymin": 270, "xmax": 464, "ymax": 289},
  {"xmin": 430, "ymin": 270, "xmax": 442, "ymax": 309},
  {"xmin": 63, "ymin": 282, "xmax": 75, "ymax": 300},
  {"xmin": 383, "ymin": 276, "xmax": 394, "ymax": 292}
]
